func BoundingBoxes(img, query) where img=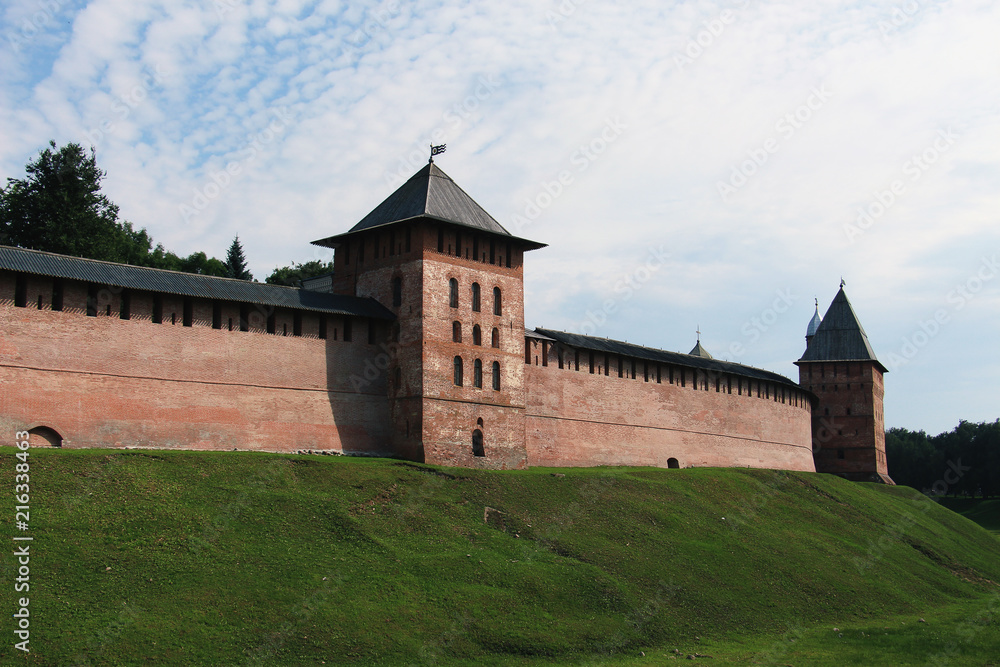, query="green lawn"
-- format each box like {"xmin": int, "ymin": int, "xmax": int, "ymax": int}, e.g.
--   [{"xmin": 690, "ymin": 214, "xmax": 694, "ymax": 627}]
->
[
  {"xmin": 1, "ymin": 450, "xmax": 998, "ymax": 665},
  {"xmin": 938, "ymin": 497, "xmax": 1000, "ymax": 535}
]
